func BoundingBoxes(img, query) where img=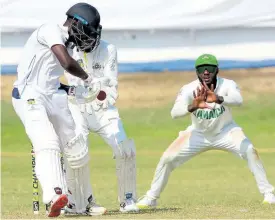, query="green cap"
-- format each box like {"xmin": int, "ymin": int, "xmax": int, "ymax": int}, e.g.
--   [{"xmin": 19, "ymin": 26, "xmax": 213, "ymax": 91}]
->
[{"xmin": 195, "ymin": 54, "xmax": 218, "ymax": 67}]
